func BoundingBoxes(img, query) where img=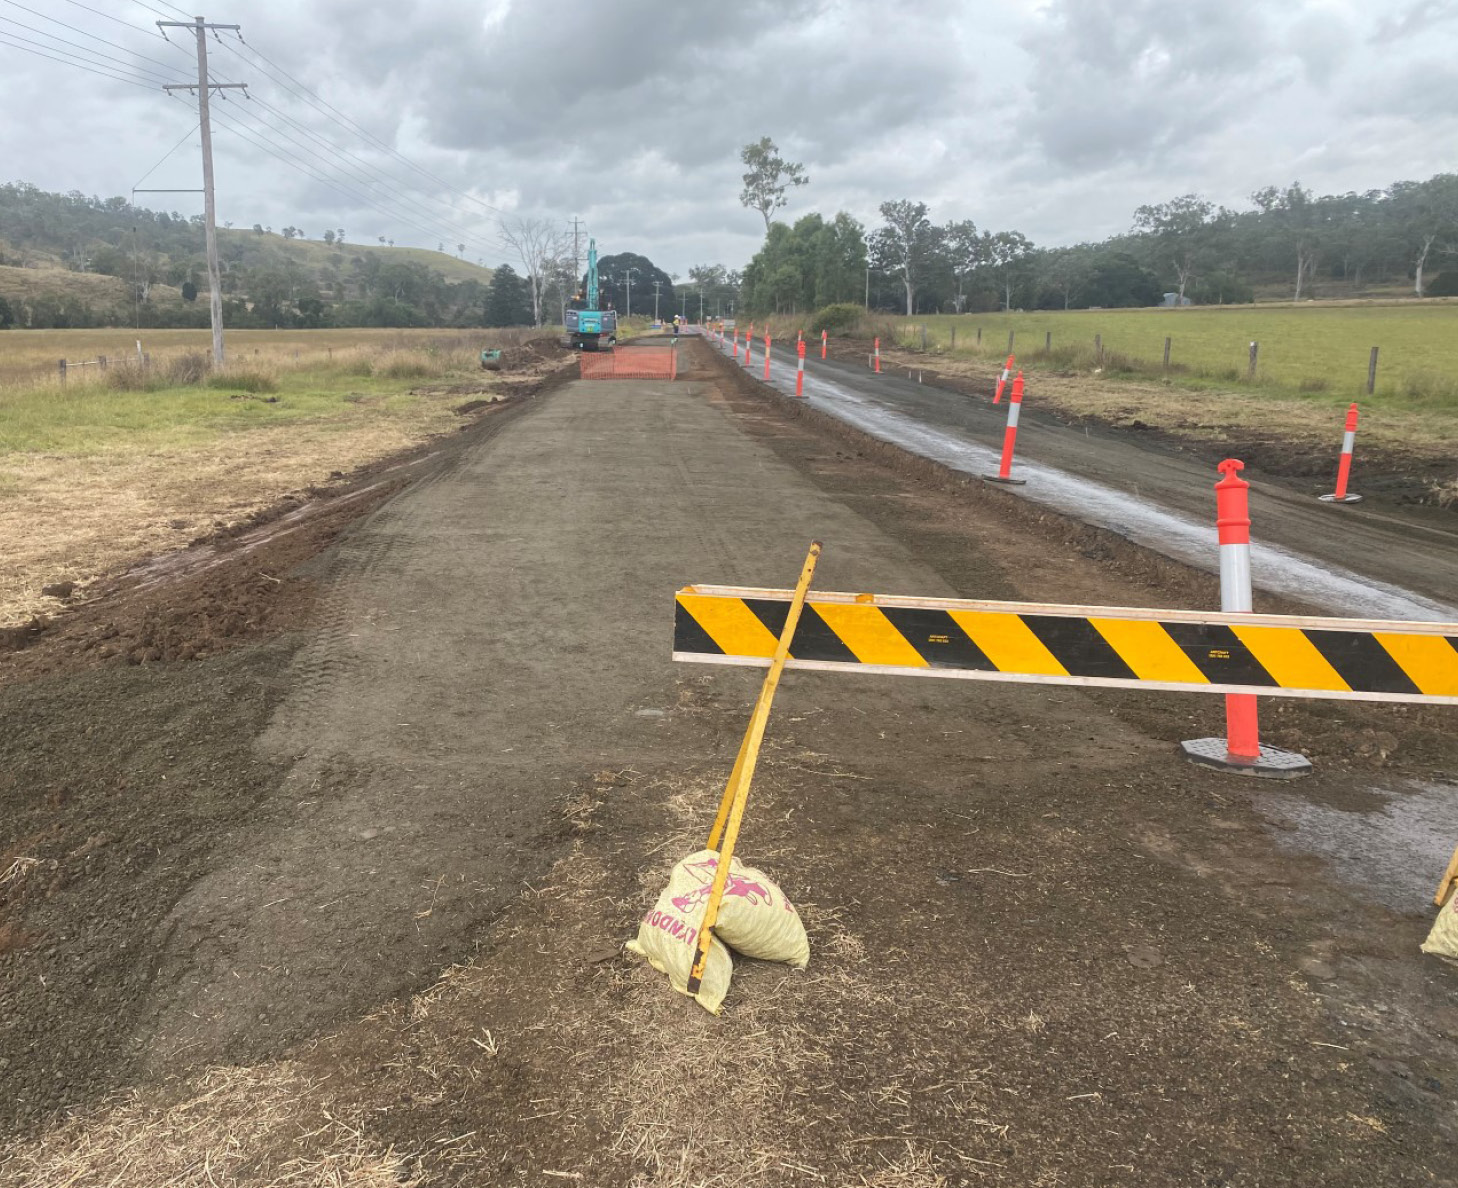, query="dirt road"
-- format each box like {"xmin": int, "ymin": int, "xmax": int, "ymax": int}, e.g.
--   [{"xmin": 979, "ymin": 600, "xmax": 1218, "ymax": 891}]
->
[
  {"xmin": 750, "ymin": 335, "xmax": 1458, "ymax": 620},
  {"xmin": 2, "ymin": 339, "xmax": 1456, "ymax": 1186}
]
